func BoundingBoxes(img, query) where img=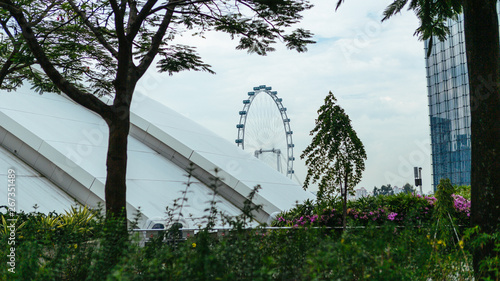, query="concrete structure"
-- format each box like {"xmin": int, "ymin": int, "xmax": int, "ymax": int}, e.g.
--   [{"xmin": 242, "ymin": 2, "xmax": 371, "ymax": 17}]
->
[{"xmin": 0, "ymin": 87, "xmax": 314, "ymax": 227}]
